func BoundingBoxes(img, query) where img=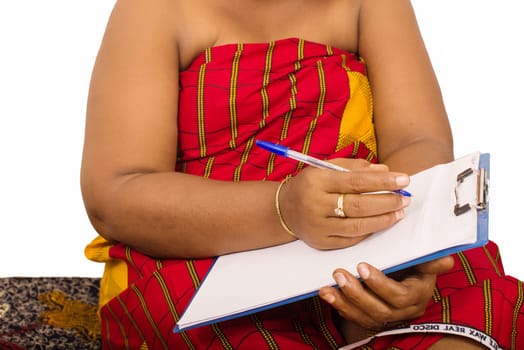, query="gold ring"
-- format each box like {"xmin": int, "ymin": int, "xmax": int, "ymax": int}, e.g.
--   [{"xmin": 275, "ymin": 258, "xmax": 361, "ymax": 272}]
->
[{"xmin": 334, "ymin": 194, "xmax": 347, "ymax": 218}]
